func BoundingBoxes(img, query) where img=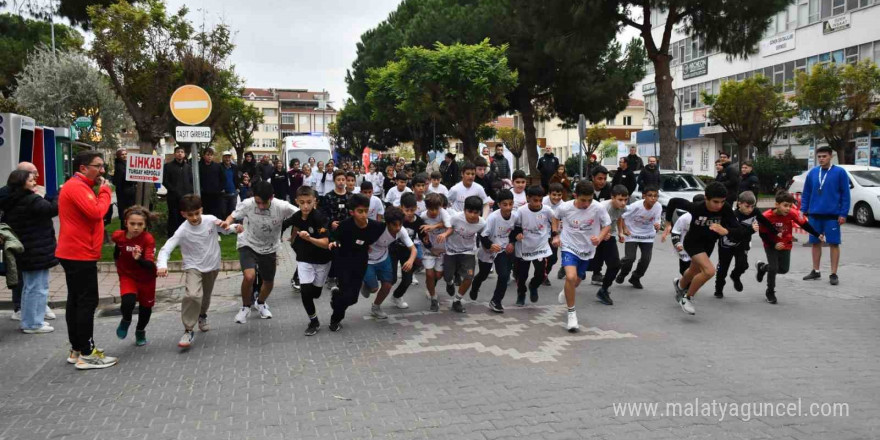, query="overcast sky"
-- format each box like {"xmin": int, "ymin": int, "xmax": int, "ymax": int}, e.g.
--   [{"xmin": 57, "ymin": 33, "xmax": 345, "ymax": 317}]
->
[{"xmin": 161, "ymin": 0, "xmax": 643, "ymax": 107}]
